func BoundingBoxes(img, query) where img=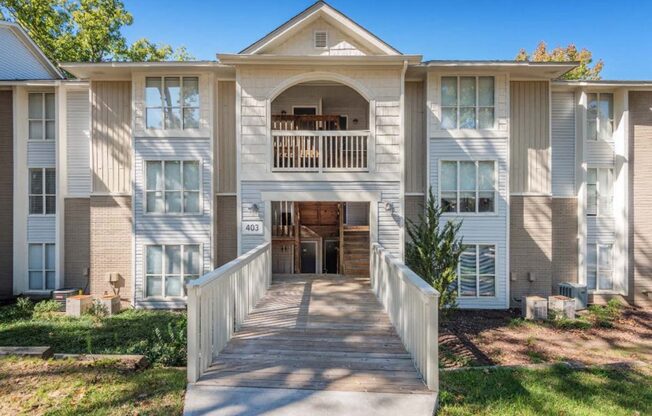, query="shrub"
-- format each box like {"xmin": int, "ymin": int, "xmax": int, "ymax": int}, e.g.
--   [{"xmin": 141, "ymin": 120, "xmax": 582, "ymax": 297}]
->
[
  {"xmin": 86, "ymin": 300, "xmax": 109, "ymax": 319},
  {"xmin": 587, "ymin": 299, "xmax": 623, "ymax": 328},
  {"xmin": 33, "ymin": 299, "xmax": 62, "ymax": 319},
  {"xmin": 130, "ymin": 315, "xmax": 187, "ymax": 367},
  {"xmin": 13, "ymin": 297, "xmax": 34, "ymax": 319},
  {"xmin": 405, "ymin": 187, "xmax": 464, "ymax": 314}
]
